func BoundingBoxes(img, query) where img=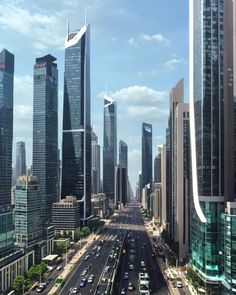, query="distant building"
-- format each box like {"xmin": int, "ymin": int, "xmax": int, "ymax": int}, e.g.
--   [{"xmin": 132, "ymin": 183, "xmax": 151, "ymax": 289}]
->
[
  {"xmin": 154, "ymin": 147, "xmax": 161, "ymax": 183},
  {"xmin": 160, "ymin": 144, "xmax": 167, "ymax": 228},
  {"xmin": 61, "ymin": 24, "xmax": 92, "ymax": 222},
  {"xmin": 32, "ymin": 54, "xmax": 58, "ymax": 228},
  {"xmin": 115, "ymin": 165, "xmax": 127, "ymax": 207},
  {"xmin": 119, "ymin": 140, "xmax": 128, "ymax": 171},
  {"xmin": 142, "ymin": 122, "xmax": 152, "ymax": 188},
  {"xmin": 52, "ymin": 196, "xmax": 80, "ymax": 241},
  {"xmin": 15, "ymin": 141, "xmax": 26, "ymax": 181},
  {"xmin": 91, "ymin": 130, "xmax": 101, "ymax": 194},
  {"xmin": 15, "ymin": 176, "xmax": 43, "ymax": 248},
  {"xmin": 103, "ymin": 95, "xmax": 117, "ymax": 202}
]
